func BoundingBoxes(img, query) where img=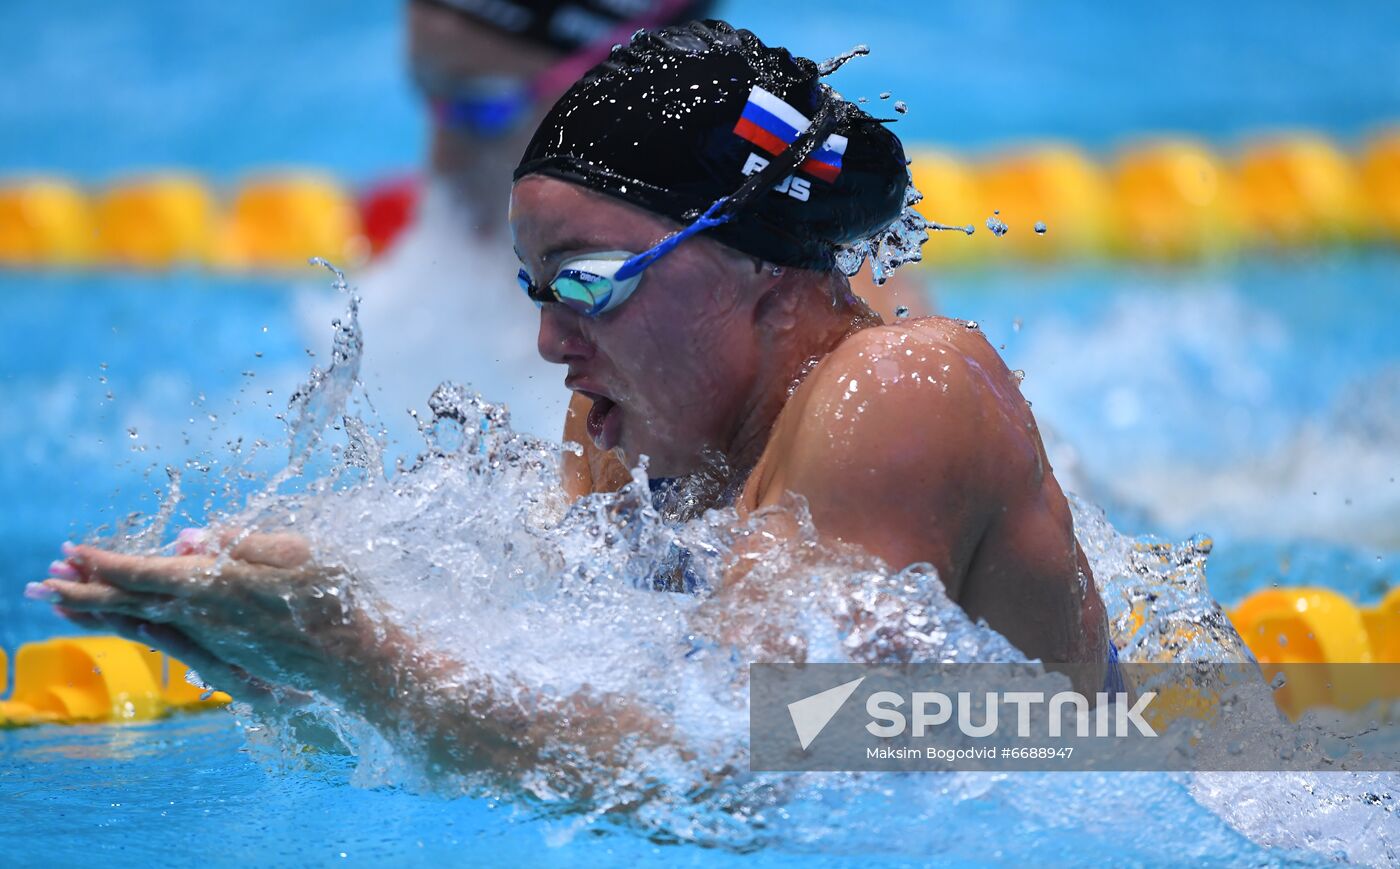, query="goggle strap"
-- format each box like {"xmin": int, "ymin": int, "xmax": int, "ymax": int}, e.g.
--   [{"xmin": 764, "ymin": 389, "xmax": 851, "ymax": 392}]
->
[{"xmin": 615, "ymin": 198, "xmax": 732, "ymax": 280}]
